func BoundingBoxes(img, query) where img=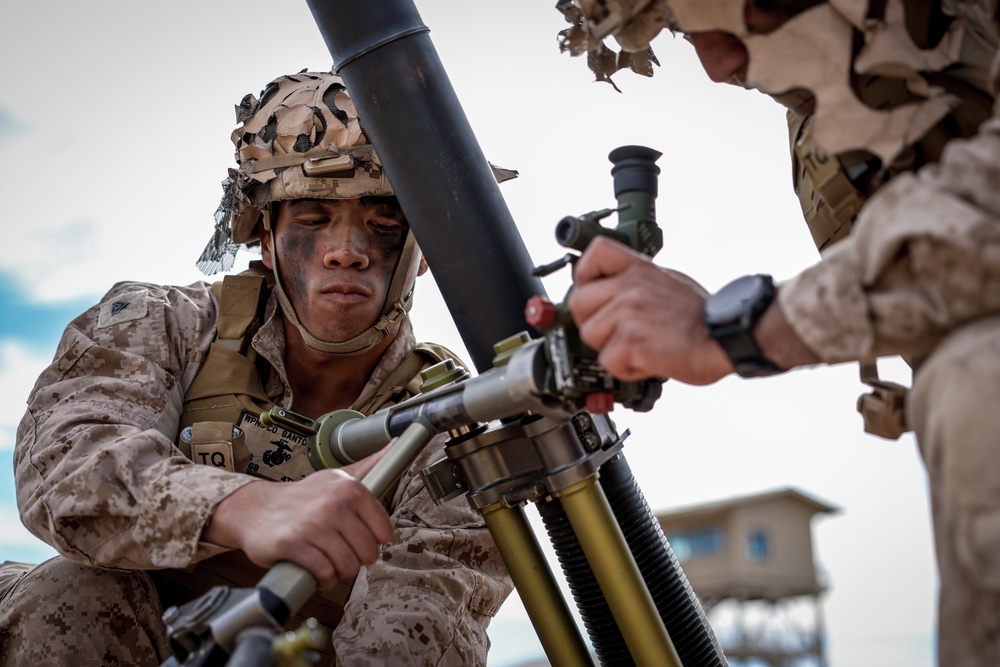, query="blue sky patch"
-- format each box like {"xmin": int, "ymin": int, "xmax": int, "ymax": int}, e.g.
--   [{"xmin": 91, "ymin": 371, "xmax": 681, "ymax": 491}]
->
[
  {"xmin": 0, "ymin": 272, "xmax": 96, "ymax": 352},
  {"xmin": 0, "ymin": 105, "xmax": 30, "ymax": 149}
]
